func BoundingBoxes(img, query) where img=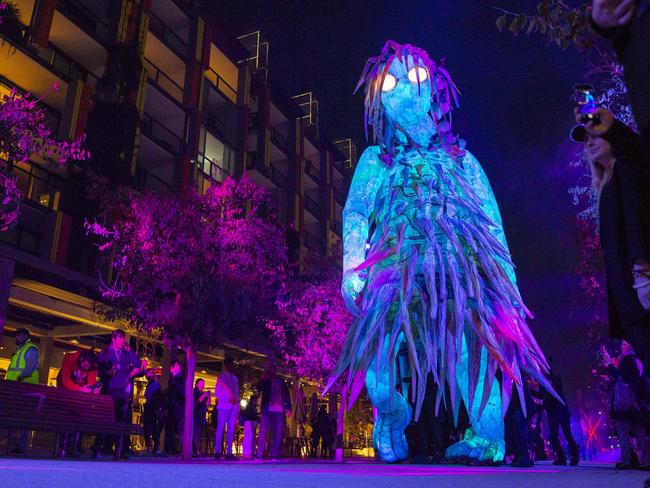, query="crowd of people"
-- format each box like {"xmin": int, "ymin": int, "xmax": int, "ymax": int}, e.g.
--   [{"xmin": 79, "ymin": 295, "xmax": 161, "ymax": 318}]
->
[{"xmin": 4, "ymin": 328, "xmax": 305, "ymax": 460}]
